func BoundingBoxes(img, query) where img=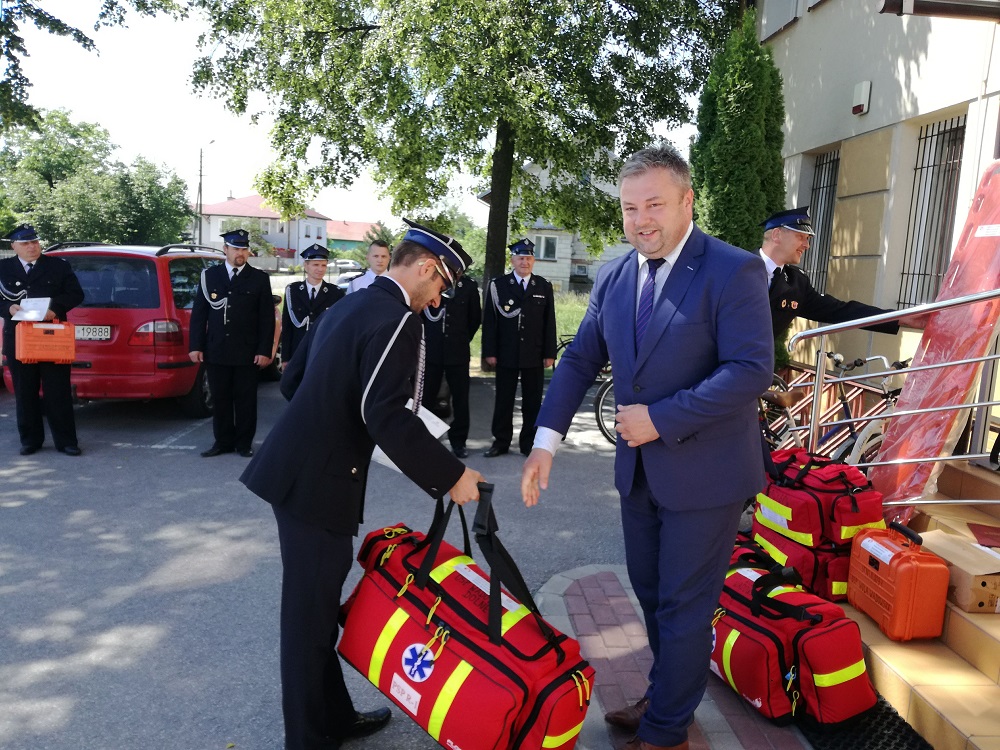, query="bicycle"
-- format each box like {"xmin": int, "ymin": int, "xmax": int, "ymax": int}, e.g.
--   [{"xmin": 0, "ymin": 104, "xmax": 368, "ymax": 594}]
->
[{"xmin": 831, "ymin": 355, "xmax": 910, "ymax": 467}]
